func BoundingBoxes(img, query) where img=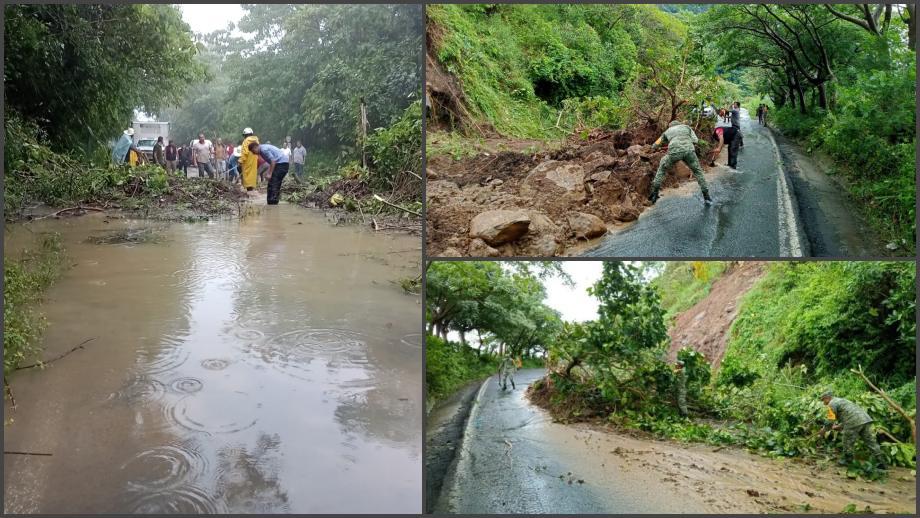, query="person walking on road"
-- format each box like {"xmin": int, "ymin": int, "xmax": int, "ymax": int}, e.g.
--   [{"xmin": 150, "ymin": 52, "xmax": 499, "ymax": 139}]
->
[
  {"xmin": 756, "ymin": 104, "xmax": 764, "ymax": 125},
  {"xmin": 675, "ymin": 360, "xmax": 688, "ymax": 416},
  {"xmin": 192, "ymin": 133, "xmax": 214, "ymax": 178},
  {"xmin": 248, "ymin": 142, "xmax": 291, "ymax": 205},
  {"xmin": 499, "ymin": 354, "xmax": 517, "ymax": 391},
  {"xmin": 292, "ymin": 140, "xmax": 307, "ymax": 181},
  {"xmin": 649, "ymin": 120, "xmax": 711, "ymax": 205},
  {"xmin": 165, "ymin": 140, "xmax": 178, "ymax": 173},
  {"xmin": 820, "ymin": 391, "xmax": 887, "ymax": 470},
  {"xmin": 708, "ymin": 125, "xmax": 742, "ymax": 169},
  {"xmin": 240, "ymin": 127, "xmax": 260, "ymax": 193},
  {"xmin": 761, "ymin": 105, "xmax": 769, "ymax": 127}
]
